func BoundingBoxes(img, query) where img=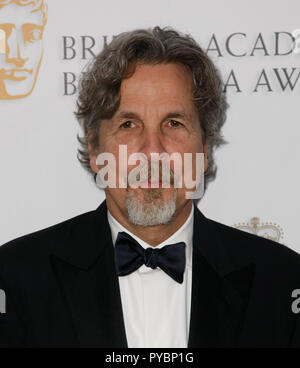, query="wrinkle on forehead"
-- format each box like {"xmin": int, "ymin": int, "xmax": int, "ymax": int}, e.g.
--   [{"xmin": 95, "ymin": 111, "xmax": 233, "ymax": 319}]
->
[{"xmin": 119, "ymin": 63, "xmax": 197, "ymax": 120}]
